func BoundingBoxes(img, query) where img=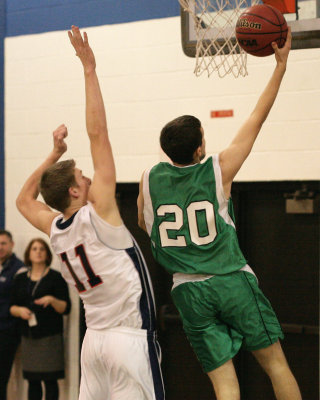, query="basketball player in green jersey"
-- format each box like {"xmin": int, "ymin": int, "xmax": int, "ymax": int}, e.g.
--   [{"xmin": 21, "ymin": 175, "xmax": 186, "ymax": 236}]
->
[{"xmin": 138, "ymin": 28, "xmax": 301, "ymax": 400}]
